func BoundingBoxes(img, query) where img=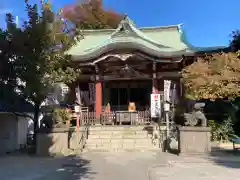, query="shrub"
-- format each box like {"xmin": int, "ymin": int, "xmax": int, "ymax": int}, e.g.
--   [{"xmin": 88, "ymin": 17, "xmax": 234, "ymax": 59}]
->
[
  {"xmin": 208, "ymin": 117, "xmax": 234, "ymax": 142},
  {"xmin": 53, "ymin": 108, "xmax": 71, "ymax": 126}
]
